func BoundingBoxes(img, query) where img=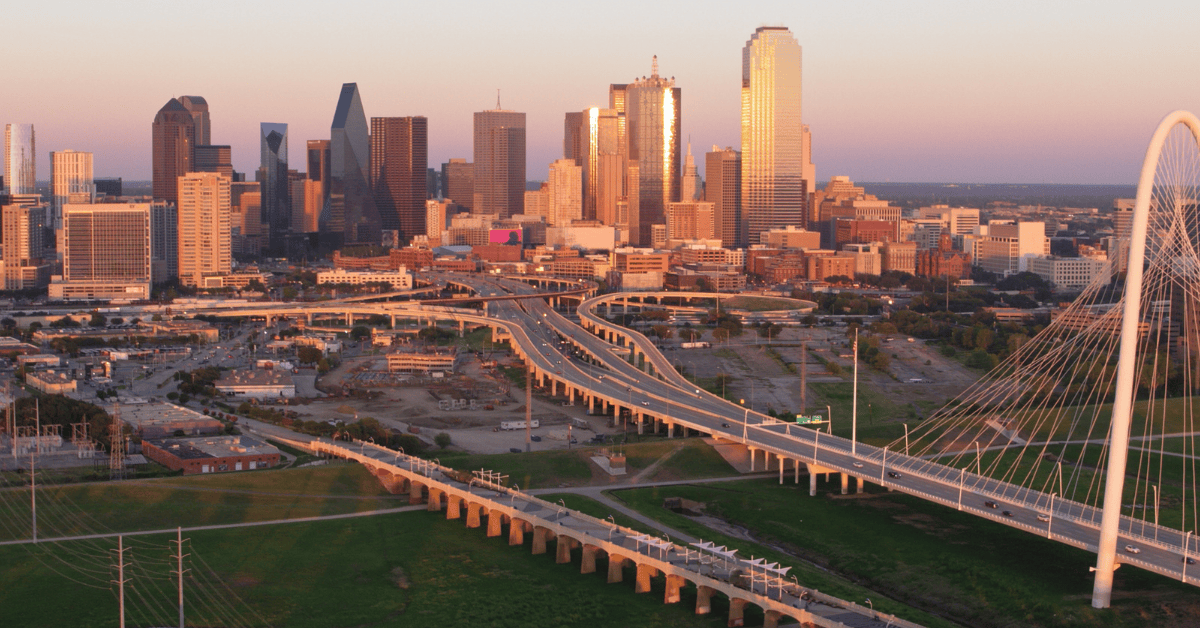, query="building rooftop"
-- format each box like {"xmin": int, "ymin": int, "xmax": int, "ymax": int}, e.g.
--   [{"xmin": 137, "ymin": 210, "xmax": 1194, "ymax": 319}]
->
[
  {"xmin": 216, "ymin": 369, "xmax": 295, "ymax": 388},
  {"xmin": 150, "ymin": 435, "xmax": 279, "ymax": 460}
]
